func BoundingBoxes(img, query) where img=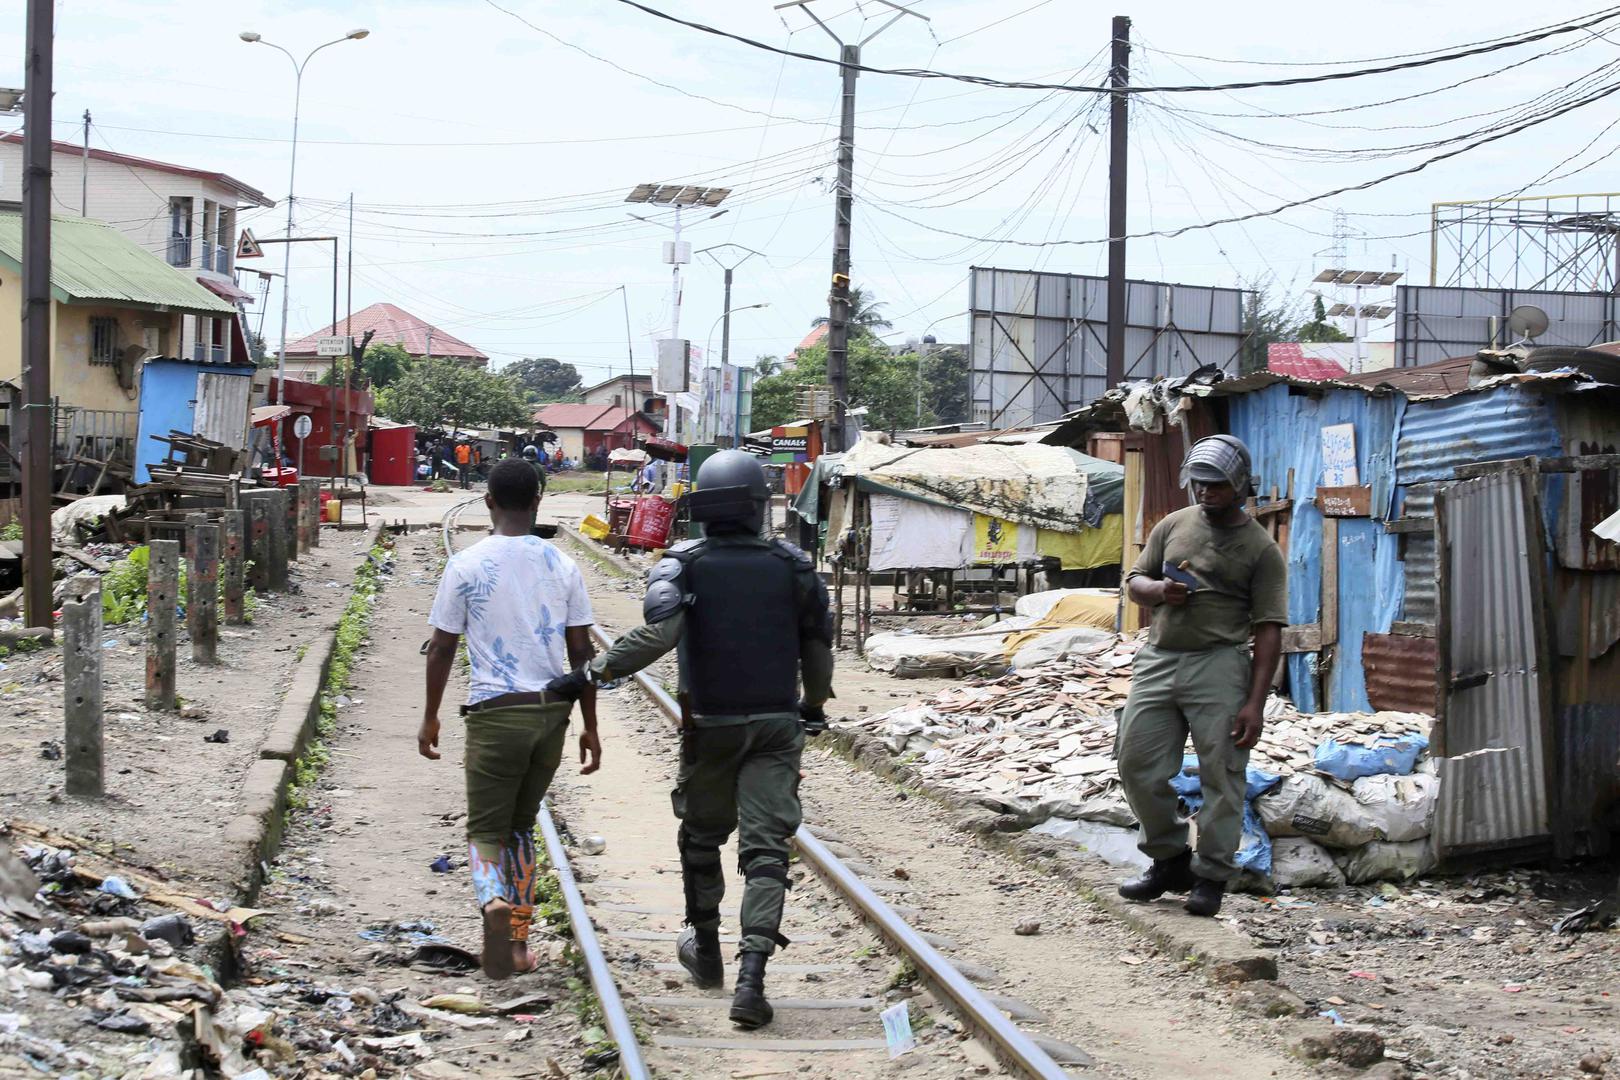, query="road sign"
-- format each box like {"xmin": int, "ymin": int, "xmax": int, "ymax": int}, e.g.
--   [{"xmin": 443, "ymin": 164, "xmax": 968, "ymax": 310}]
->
[
  {"xmin": 315, "ymin": 336, "xmax": 350, "ymax": 358},
  {"xmin": 237, "ymin": 229, "xmax": 263, "ymax": 259},
  {"xmin": 293, "ymin": 414, "xmax": 313, "ymax": 440}
]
